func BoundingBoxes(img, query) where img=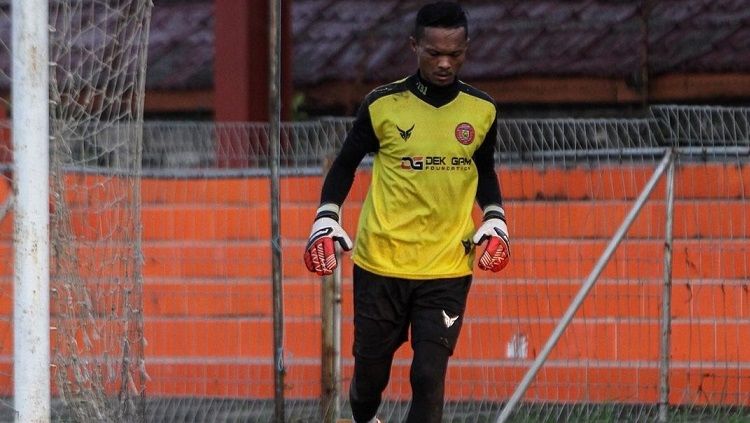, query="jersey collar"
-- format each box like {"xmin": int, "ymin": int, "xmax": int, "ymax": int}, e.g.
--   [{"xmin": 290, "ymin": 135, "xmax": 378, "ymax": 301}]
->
[{"xmin": 407, "ymin": 71, "xmax": 460, "ymax": 108}]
